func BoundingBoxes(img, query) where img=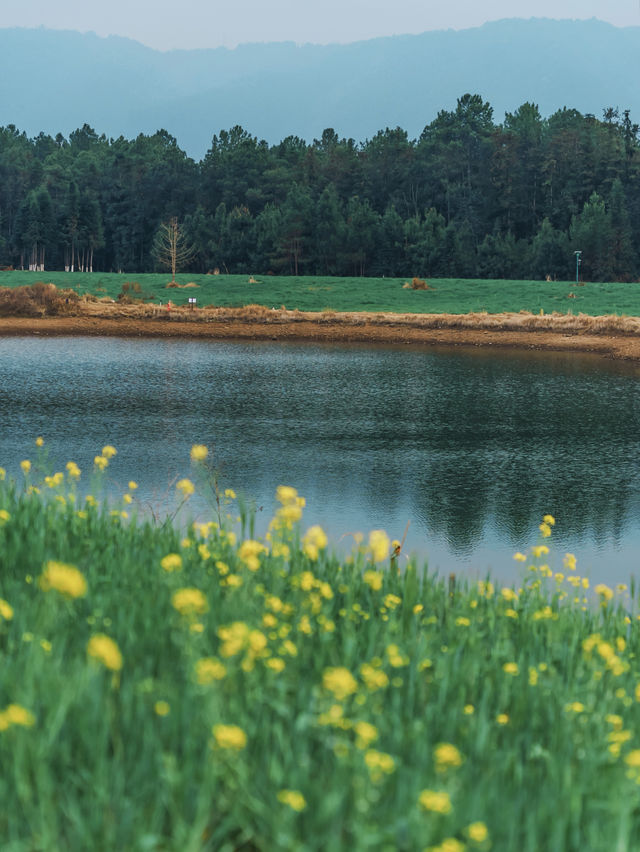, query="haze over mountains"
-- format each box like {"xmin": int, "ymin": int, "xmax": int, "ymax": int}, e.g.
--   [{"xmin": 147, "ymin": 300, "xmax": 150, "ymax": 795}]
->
[{"xmin": 2, "ymin": 18, "xmax": 639, "ymax": 158}]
